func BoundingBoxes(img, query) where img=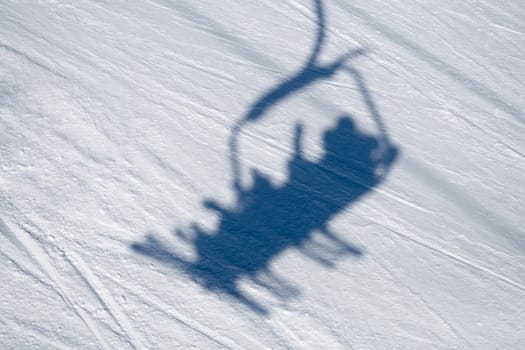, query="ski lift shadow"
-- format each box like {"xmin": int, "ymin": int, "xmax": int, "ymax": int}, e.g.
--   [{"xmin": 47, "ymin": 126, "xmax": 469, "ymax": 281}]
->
[
  {"xmin": 133, "ymin": 116, "xmax": 397, "ymax": 314},
  {"xmin": 131, "ymin": 0, "xmax": 399, "ymax": 314}
]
